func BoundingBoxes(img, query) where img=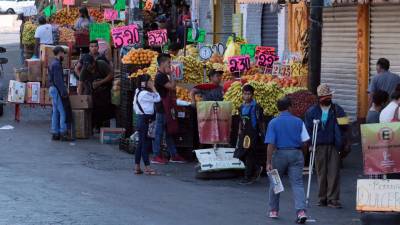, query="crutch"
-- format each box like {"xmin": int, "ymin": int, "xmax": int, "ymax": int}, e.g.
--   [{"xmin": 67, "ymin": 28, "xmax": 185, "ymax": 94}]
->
[{"xmin": 306, "ymin": 119, "xmax": 320, "ymax": 208}]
